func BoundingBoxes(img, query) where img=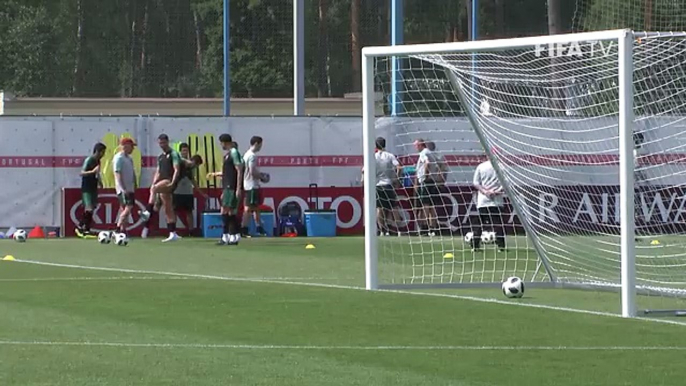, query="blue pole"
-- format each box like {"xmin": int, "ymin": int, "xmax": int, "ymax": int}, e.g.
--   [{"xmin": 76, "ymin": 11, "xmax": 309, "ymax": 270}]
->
[
  {"xmin": 223, "ymin": 0, "xmax": 231, "ymax": 116},
  {"xmin": 390, "ymin": 0, "xmax": 404, "ymax": 116},
  {"xmin": 471, "ymin": 0, "xmax": 478, "ymax": 41},
  {"xmin": 293, "ymin": 0, "xmax": 305, "ymax": 115}
]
